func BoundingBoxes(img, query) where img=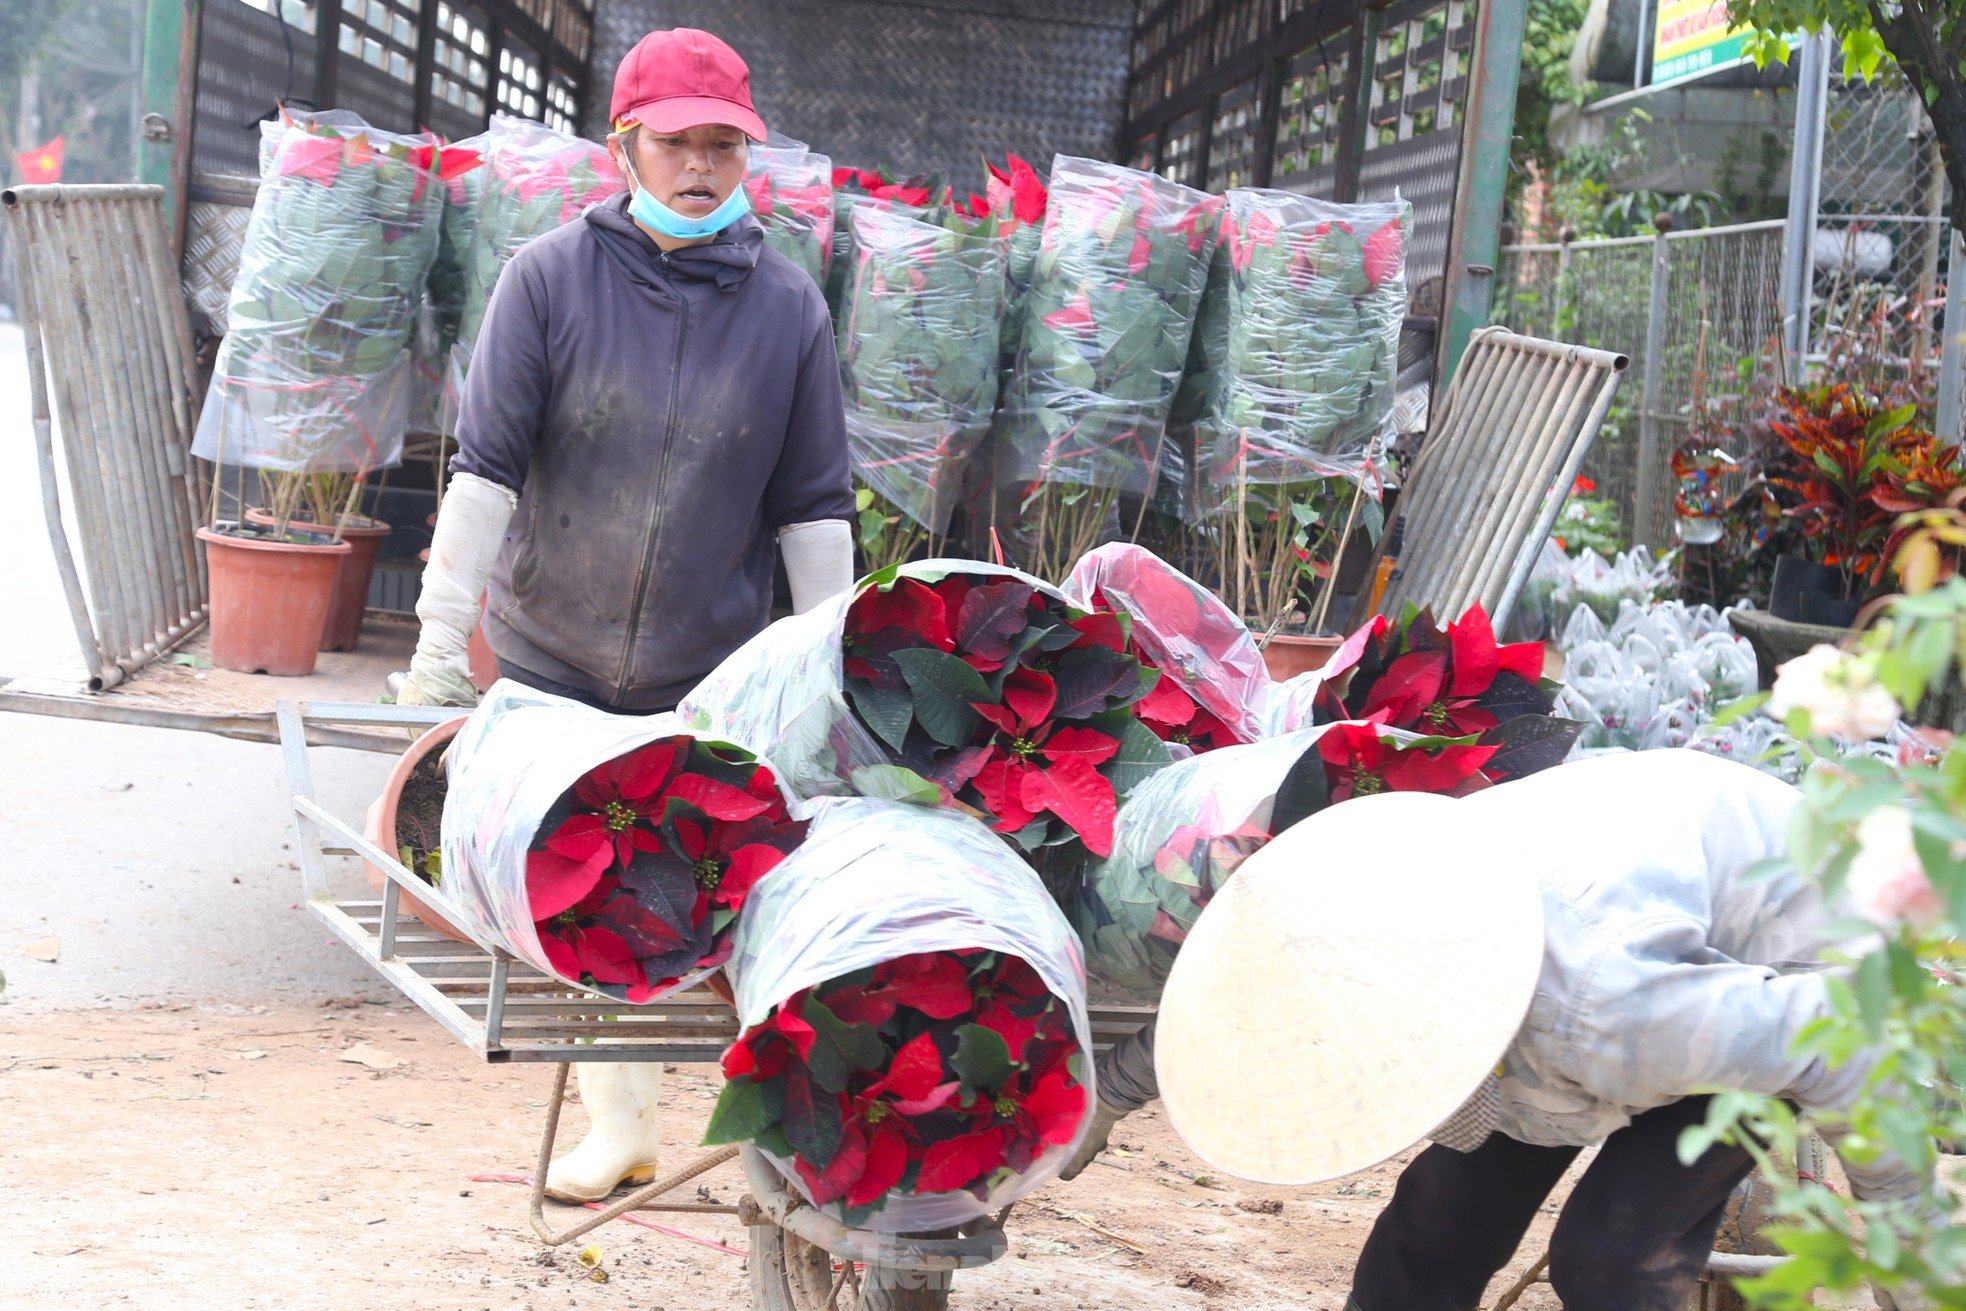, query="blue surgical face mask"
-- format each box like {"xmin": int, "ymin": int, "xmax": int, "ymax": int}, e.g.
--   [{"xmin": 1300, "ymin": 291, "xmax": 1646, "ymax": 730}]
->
[{"xmin": 624, "ymin": 156, "xmax": 751, "ymax": 240}]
